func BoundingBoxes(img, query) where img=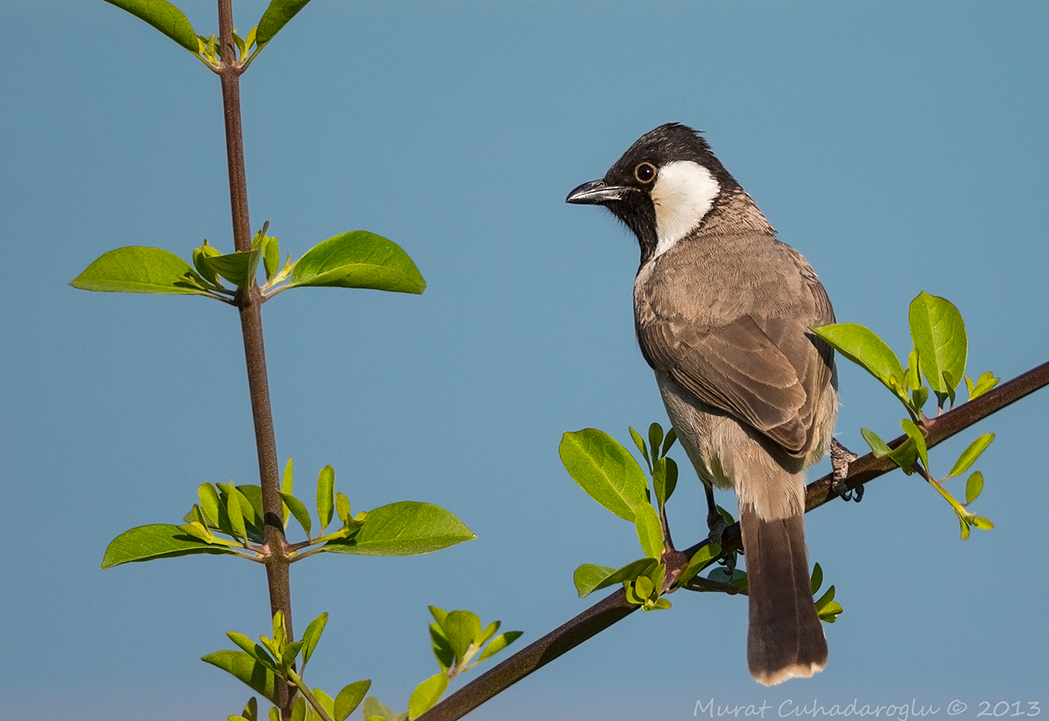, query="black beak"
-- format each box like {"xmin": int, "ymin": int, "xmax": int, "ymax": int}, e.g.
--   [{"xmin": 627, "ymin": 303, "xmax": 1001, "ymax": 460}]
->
[{"xmin": 565, "ymin": 179, "xmax": 631, "ymax": 205}]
